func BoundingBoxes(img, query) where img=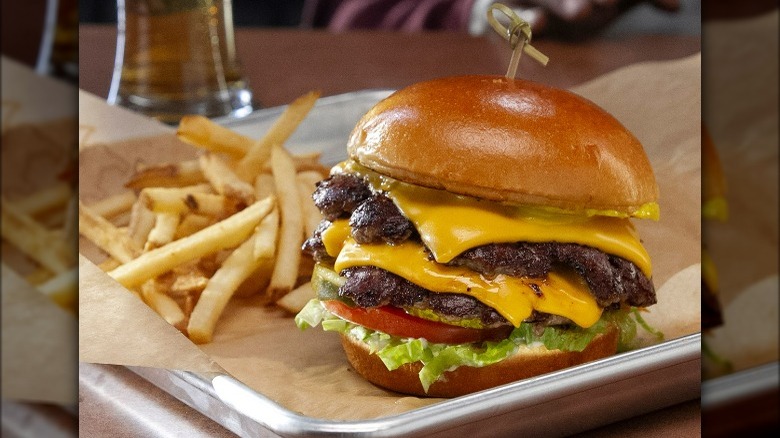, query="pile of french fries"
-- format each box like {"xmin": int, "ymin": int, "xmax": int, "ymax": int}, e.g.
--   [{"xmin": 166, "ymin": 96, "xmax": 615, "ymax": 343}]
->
[
  {"xmin": 79, "ymin": 92, "xmax": 326, "ymax": 343},
  {"xmin": 1, "ymin": 115, "xmax": 78, "ymax": 312}
]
